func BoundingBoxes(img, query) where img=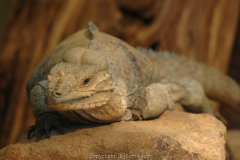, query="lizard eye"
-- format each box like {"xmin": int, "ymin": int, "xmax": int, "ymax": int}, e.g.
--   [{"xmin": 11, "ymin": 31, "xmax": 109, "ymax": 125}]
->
[{"xmin": 82, "ymin": 77, "xmax": 92, "ymax": 86}]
